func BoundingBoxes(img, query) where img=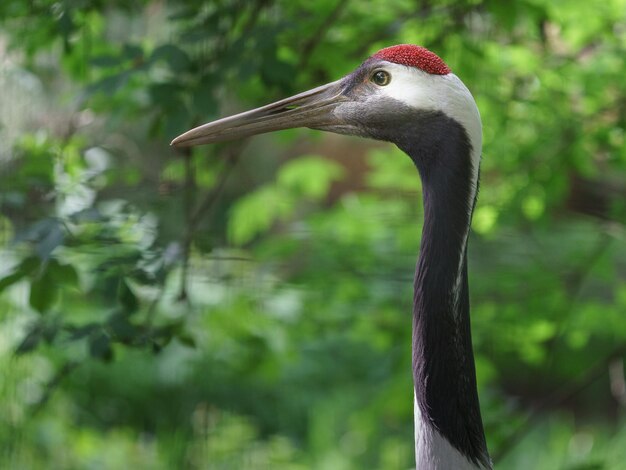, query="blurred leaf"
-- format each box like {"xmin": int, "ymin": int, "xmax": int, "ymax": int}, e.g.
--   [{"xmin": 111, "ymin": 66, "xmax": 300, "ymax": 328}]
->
[
  {"xmin": 0, "ymin": 256, "xmax": 38, "ymax": 292},
  {"xmin": 36, "ymin": 221, "xmax": 65, "ymax": 259},
  {"xmin": 117, "ymin": 278, "xmax": 138, "ymax": 313},
  {"xmin": 29, "ymin": 266, "xmax": 56, "ymax": 313},
  {"xmin": 149, "ymin": 82, "xmax": 184, "ymax": 105},
  {"xmin": 0, "ymin": 270, "xmax": 26, "ymax": 292},
  {"xmin": 15, "ymin": 323, "xmax": 42, "ymax": 354},
  {"xmin": 177, "ymin": 332, "xmax": 196, "ymax": 348},
  {"xmin": 277, "ymin": 156, "xmax": 344, "ymax": 199},
  {"xmin": 191, "ymin": 77, "xmax": 218, "ymax": 116},
  {"xmin": 55, "ymin": 262, "xmax": 78, "ymax": 285},
  {"xmin": 14, "ymin": 317, "xmax": 59, "ymax": 354},
  {"xmin": 108, "ymin": 312, "xmax": 138, "ymax": 342},
  {"xmin": 150, "ymin": 44, "xmax": 190, "ymax": 70},
  {"xmin": 27, "ymin": 258, "xmax": 78, "ymax": 313},
  {"xmin": 66, "ymin": 323, "xmax": 99, "ymax": 341},
  {"xmin": 229, "ymin": 186, "xmax": 293, "ymax": 245},
  {"xmin": 89, "ymin": 331, "xmax": 113, "ymax": 361},
  {"xmin": 90, "ymin": 55, "xmax": 121, "ymax": 67},
  {"xmin": 87, "ymin": 70, "xmax": 131, "ymax": 95},
  {"xmin": 122, "ymin": 43, "xmax": 143, "ymax": 62}
]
